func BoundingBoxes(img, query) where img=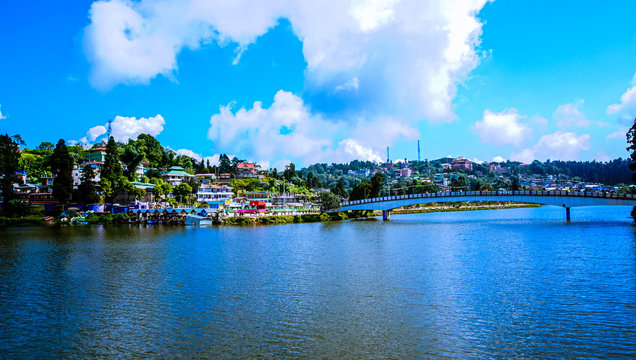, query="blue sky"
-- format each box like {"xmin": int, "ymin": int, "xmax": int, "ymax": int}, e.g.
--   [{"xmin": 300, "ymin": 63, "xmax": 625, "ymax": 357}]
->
[{"xmin": 0, "ymin": 0, "xmax": 634, "ymax": 168}]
